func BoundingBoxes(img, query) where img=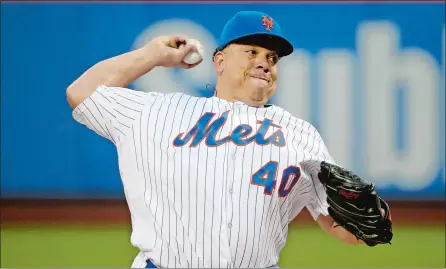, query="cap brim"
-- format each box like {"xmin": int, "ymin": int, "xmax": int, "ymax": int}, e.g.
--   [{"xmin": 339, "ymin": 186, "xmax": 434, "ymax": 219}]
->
[{"xmin": 219, "ymin": 32, "xmax": 294, "ymax": 57}]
